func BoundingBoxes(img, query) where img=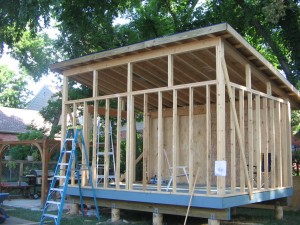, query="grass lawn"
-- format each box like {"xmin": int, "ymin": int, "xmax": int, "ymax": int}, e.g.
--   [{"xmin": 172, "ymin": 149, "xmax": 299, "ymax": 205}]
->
[{"xmin": 2, "ymin": 206, "xmax": 300, "ymax": 225}]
